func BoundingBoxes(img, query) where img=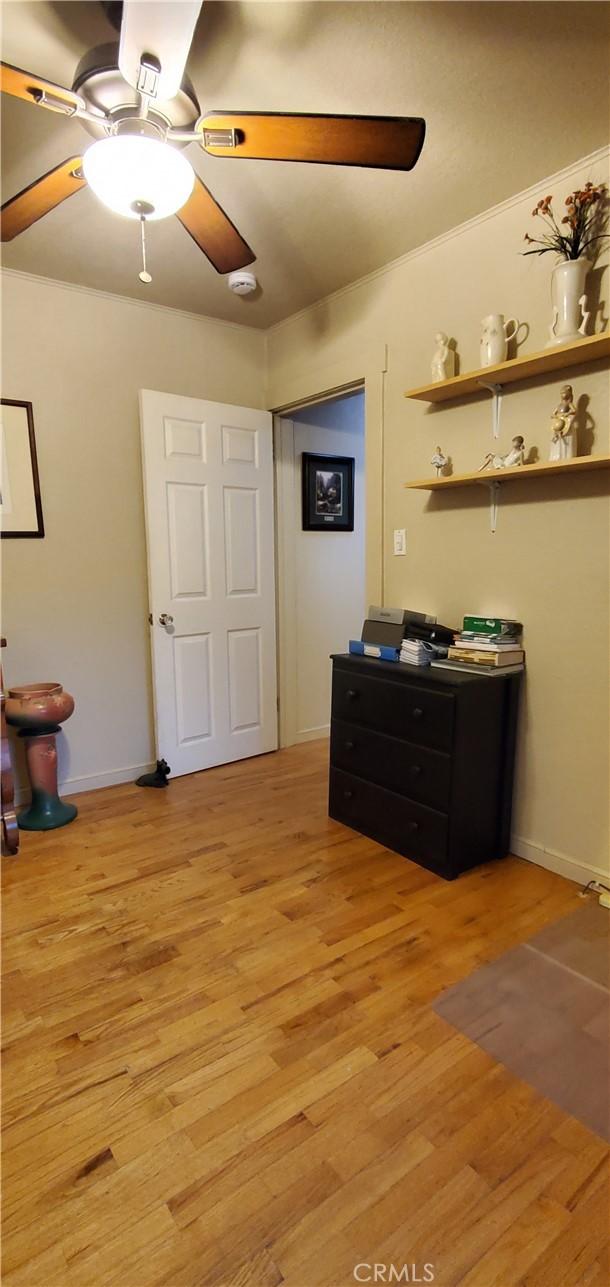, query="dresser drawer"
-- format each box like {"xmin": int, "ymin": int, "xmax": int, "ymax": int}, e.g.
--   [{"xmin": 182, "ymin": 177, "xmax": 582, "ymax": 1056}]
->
[
  {"xmin": 331, "ymin": 668, "xmax": 454, "ymax": 751},
  {"xmin": 331, "ymin": 718, "xmax": 451, "ymax": 811},
  {"xmin": 329, "ymin": 767, "xmax": 449, "ymax": 875}
]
